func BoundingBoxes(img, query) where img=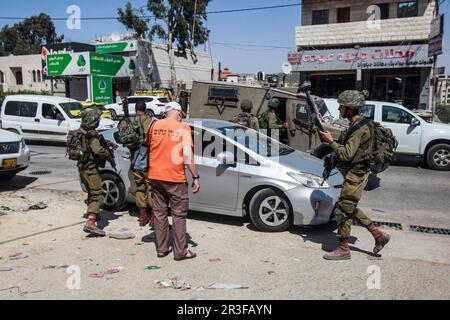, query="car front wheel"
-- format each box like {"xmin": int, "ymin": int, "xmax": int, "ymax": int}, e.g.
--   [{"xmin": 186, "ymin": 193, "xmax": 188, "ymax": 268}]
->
[
  {"xmin": 109, "ymin": 109, "xmax": 118, "ymax": 120},
  {"xmin": 427, "ymin": 144, "xmax": 450, "ymax": 171},
  {"xmin": 101, "ymin": 173, "xmax": 127, "ymax": 211},
  {"xmin": 249, "ymin": 189, "xmax": 292, "ymax": 232}
]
